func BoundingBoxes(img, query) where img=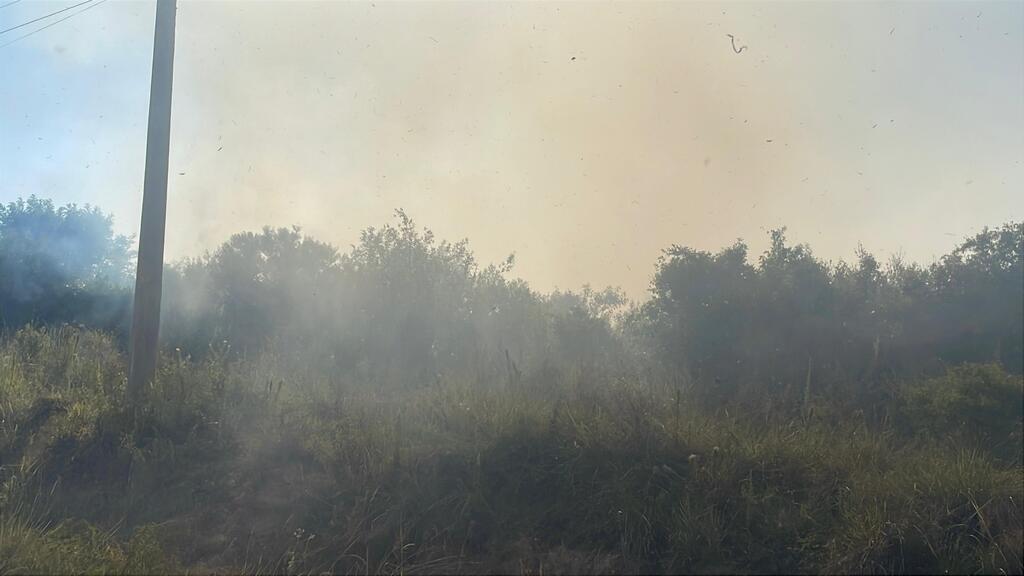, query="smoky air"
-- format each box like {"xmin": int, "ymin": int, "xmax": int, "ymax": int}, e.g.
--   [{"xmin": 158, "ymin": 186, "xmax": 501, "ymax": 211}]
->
[{"xmin": 0, "ymin": 1, "xmax": 1021, "ymax": 574}]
